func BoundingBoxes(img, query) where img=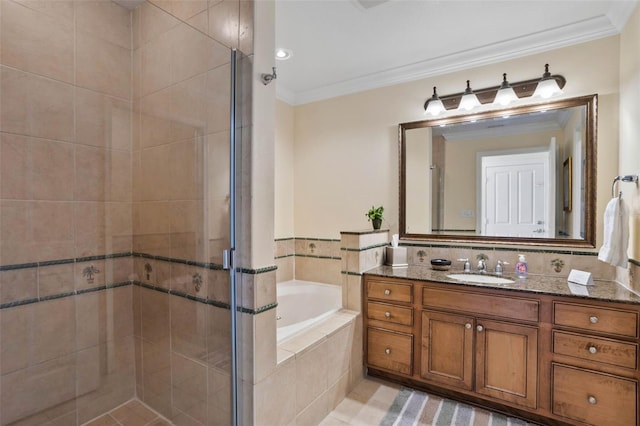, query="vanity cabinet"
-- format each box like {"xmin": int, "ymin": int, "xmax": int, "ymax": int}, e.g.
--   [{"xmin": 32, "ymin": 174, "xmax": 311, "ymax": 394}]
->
[
  {"xmin": 363, "ymin": 273, "xmax": 640, "ymax": 426},
  {"xmin": 550, "ymin": 300, "xmax": 639, "ymax": 426},
  {"xmin": 421, "ymin": 286, "xmax": 539, "ymax": 409},
  {"xmin": 364, "ymin": 279, "xmax": 414, "ymax": 376}
]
